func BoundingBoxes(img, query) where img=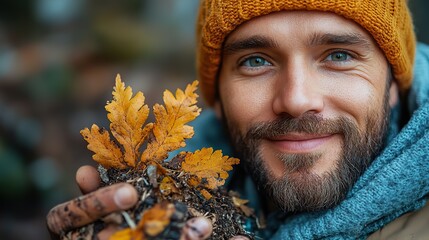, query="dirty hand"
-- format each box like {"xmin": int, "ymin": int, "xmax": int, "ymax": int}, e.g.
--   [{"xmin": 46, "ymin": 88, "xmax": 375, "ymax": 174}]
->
[{"xmin": 46, "ymin": 165, "xmax": 219, "ymax": 240}]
